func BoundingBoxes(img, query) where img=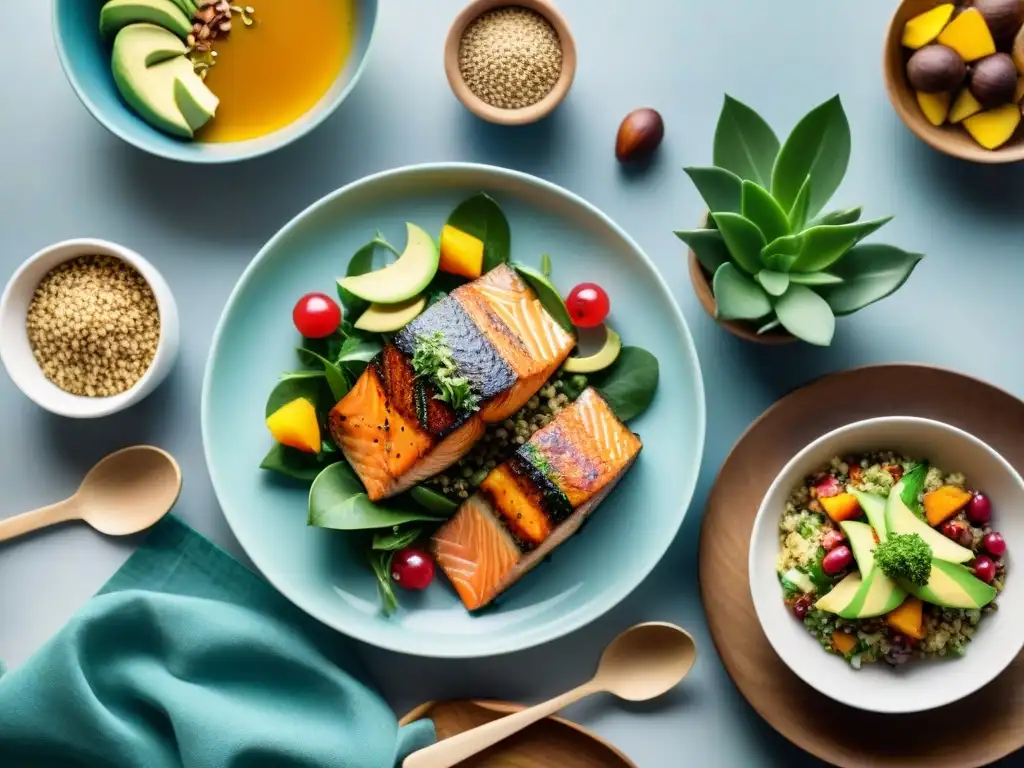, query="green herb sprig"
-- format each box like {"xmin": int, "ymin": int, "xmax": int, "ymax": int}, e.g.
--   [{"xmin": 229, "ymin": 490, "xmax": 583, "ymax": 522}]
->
[{"xmin": 411, "ymin": 331, "xmax": 481, "ymax": 412}]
